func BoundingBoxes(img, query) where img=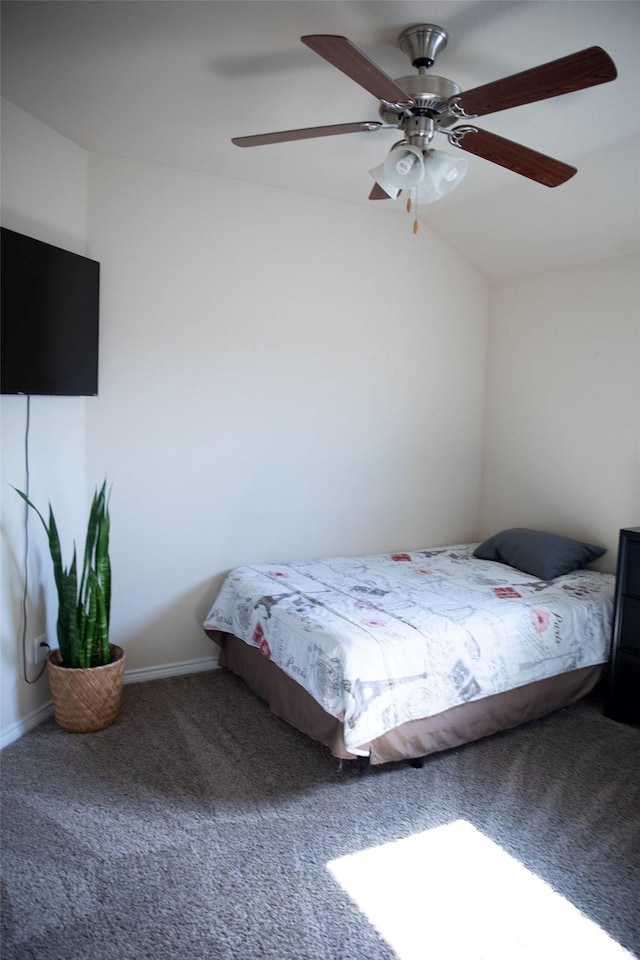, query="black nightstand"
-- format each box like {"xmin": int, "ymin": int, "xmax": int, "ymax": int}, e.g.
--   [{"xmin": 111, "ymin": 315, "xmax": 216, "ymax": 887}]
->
[{"xmin": 605, "ymin": 527, "xmax": 640, "ymax": 725}]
